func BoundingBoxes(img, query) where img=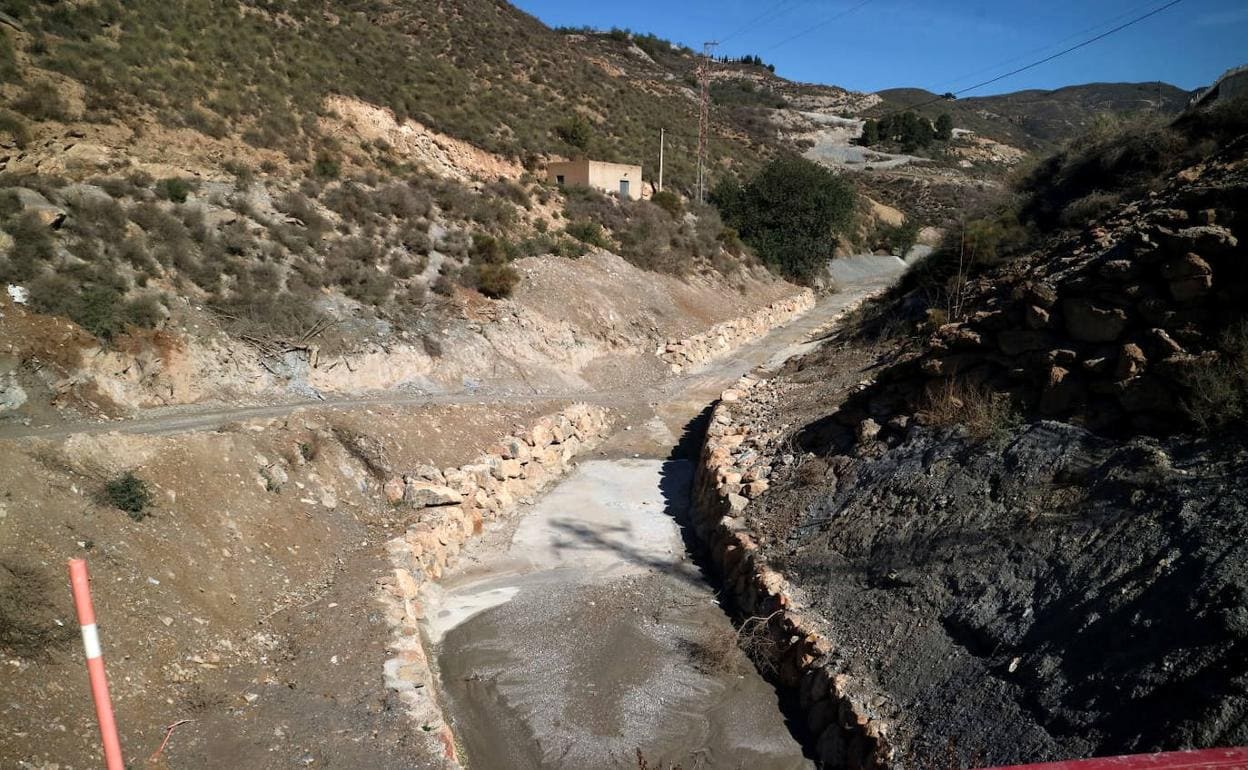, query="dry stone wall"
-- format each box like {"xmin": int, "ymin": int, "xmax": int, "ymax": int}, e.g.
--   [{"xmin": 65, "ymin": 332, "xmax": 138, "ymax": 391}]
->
[
  {"xmin": 660, "ymin": 290, "xmax": 815, "ymax": 372},
  {"xmin": 373, "ymin": 403, "xmax": 611, "ymax": 766},
  {"xmin": 692, "ymin": 377, "xmax": 893, "ymax": 770}
]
